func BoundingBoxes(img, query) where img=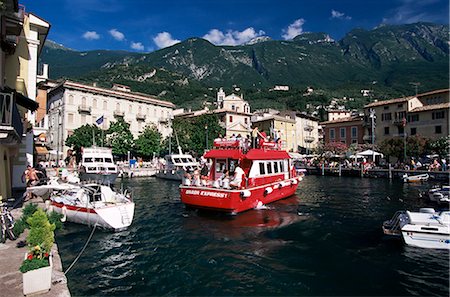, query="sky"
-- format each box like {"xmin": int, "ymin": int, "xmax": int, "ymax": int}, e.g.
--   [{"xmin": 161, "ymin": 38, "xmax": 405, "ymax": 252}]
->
[{"xmin": 22, "ymin": 0, "xmax": 449, "ymax": 52}]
